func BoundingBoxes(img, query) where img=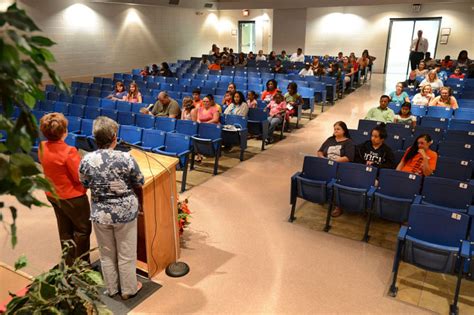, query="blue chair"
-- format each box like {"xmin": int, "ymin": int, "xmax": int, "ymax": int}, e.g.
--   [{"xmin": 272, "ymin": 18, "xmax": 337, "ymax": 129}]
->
[
  {"xmin": 247, "ymin": 108, "xmax": 269, "ymax": 150},
  {"xmin": 325, "ymin": 162, "xmax": 377, "ymax": 232},
  {"xmin": 190, "ymin": 123, "xmax": 222, "ymax": 175},
  {"xmin": 70, "ymin": 118, "xmax": 95, "ymax": 151},
  {"xmin": 88, "ymin": 89, "xmax": 101, "ymax": 98},
  {"xmin": 136, "ymin": 114, "xmax": 156, "ymax": 129},
  {"xmin": 59, "ymin": 93, "xmax": 73, "ymax": 103},
  {"xmin": 434, "ymin": 156, "xmax": 472, "ymax": 181},
  {"xmin": 438, "ymin": 141, "xmax": 474, "ymax": 161},
  {"xmin": 175, "ymin": 120, "xmax": 198, "ymax": 136},
  {"xmin": 100, "ymin": 91, "xmax": 111, "ymax": 98},
  {"xmin": 222, "ymin": 115, "xmax": 248, "ymax": 161},
  {"xmin": 385, "ymin": 134, "xmax": 404, "ymax": 150},
  {"xmin": 102, "ymin": 78, "xmax": 113, "ymax": 85},
  {"xmin": 386, "ymin": 123, "xmax": 412, "ymax": 140},
  {"xmin": 364, "ymin": 169, "xmax": 422, "ymax": 241},
  {"xmin": 117, "ymin": 111, "xmax": 135, "ymax": 126},
  {"xmin": 299, "ymin": 87, "xmax": 316, "ymax": 119},
  {"xmin": 84, "ymin": 106, "xmax": 101, "ymax": 119},
  {"xmin": 289, "ymin": 156, "xmax": 338, "ymax": 222},
  {"xmin": 412, "ymin": 126, "xmax": 444, "ymax": 147},
  {"xmin": 444, "ymin": 130, "xmax": 474, "ymax": 144},
  {"xmin": 204, "ymin": 81, "xmax": 218, "ymax": 89},
  {"xmin": 116, "ymin": 101, "xmax": 132, "ymax": 112},
  {"xmin": 69, "ymin": 104, "xmax": 85, "ymax": 117},
  {"xmin": 449, "ymin": 119, "xmax": 474, "ymax": 132},
  {"xmin": 459, "ymin": 224, "xmax": 474, "ymax": 310},
  {"xmin": 426, "ymin": 106, "xmax": 454, "ymax": 119},
  {"xmin": 118, "ymin": 125, "xmax": 143, "ymax": 145},
  {"xmin": 76, "ymin": 88, "xmax": 89, "ymax": 96},
  {"xmin": 85, "ymin": 96, "xmax": 100, "ymax": 107},
  {"xmin": 454, "ymin": 108, "xmax": 474, "ymax": 120},
  {"xmin": 357, "ymin": 119, "xmax": 381, "ymax": 132},
  {"xmin": 136, "ymin": 129, "xmax": 166, "ymax": 151},
  {"xmin": 414, "ymin": 176, "xmax": 474, "ymax": 213},
  {"xmin": 420, "ymin": 116, "xmax": 449, "ymax": 129},
  {"xmin": 53, "ymin": 102, "xmax": 69, "ymax": 115},
  {"xmin": 100, "ymin": 108, "xmax": 118, "ymax": 121},
  {"xmin": 389, "ymin": 204, "xmax": 469, "ymax": 315},
  {"xmin": 349, "ymin": 129, "xmax": 370, "ymax": 145},
  {"xmin": 39, "ymin": 100, "xmax": 55, "ymax": 112},
  {"xmin": 153, "ymin": 133, "xmax": 192, "ymax": 192},
  {"xmin": 65, "ymin": 116, "xmax": 81, "ymax": 133},
  {"xmin": 143, "ymin": 95, "xmax": 155, "ymax": 105},
  {"xmin": 93, "ymin": 77, "xmax": 103, "ymax": 84},
  {"xmin": 155, "ymin": 117, "xmax": 177, "ymax": 132},
  {"xmin": 411, "ymin": 105, "xmax": 427, "ymax": 117},
  {"xmin": 100, "ymin": 98, "xmax": 116, "ymax": 110}
]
